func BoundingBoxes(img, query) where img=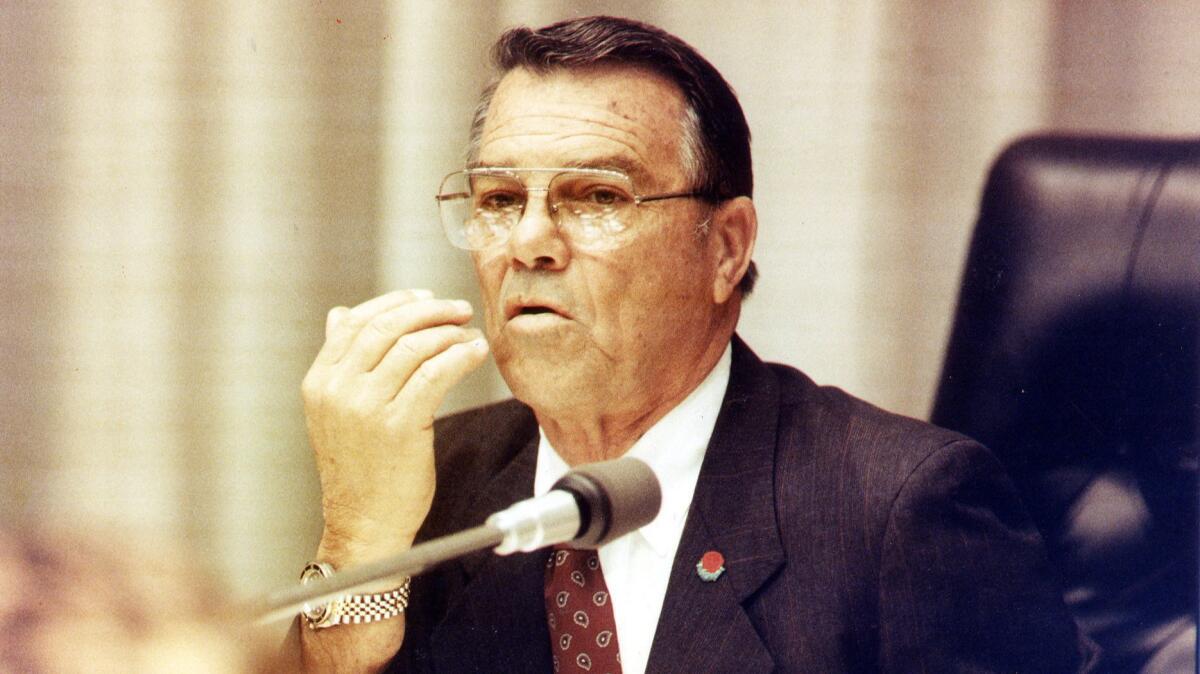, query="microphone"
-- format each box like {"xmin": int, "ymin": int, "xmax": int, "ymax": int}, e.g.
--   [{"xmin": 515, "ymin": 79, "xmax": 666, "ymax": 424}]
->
[
  {"xmin": 254, "ymin": 456, "xmax": 661, "ymax": 624},
  {"xmin": 489, "ymin": 456, "xmax": 662, "ymax": 553}
]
